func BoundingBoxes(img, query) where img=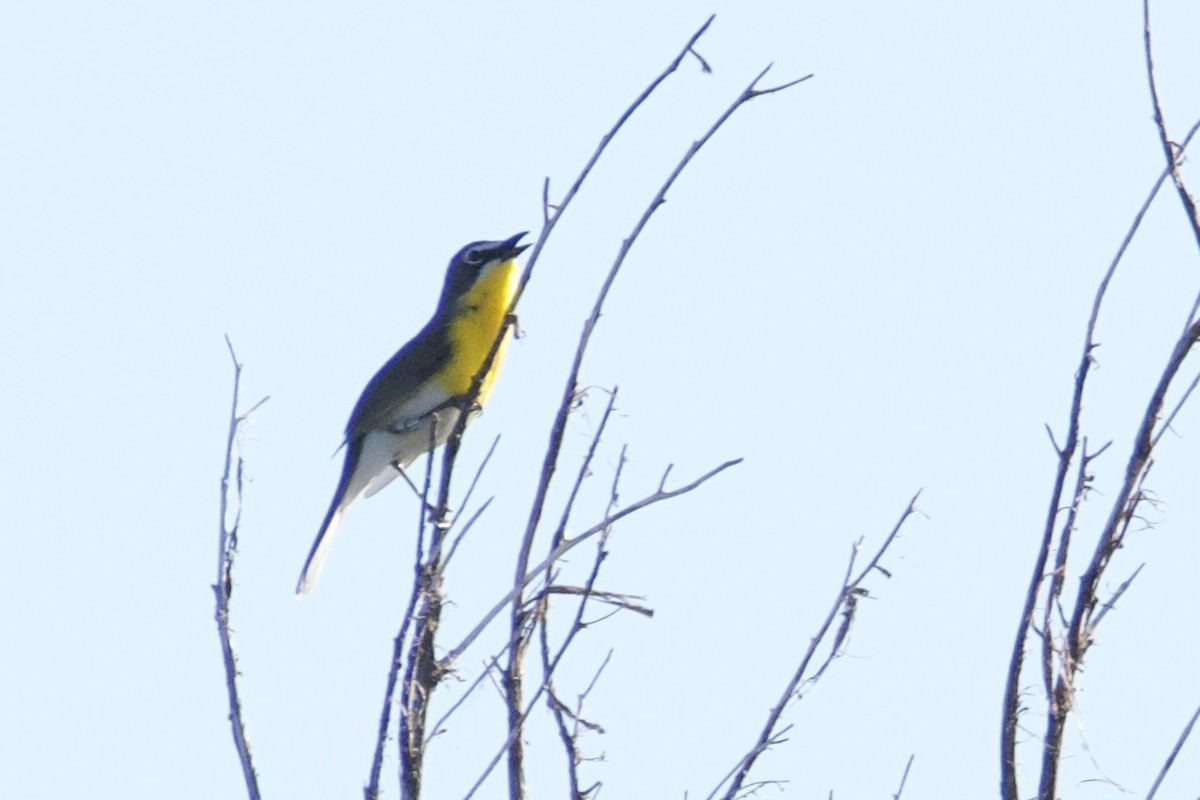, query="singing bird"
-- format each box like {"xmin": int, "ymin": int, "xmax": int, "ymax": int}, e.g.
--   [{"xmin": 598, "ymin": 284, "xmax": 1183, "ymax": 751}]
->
[{"xmin": 296, "ymin": 232, "xmax": 529, "ymax": 596}]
